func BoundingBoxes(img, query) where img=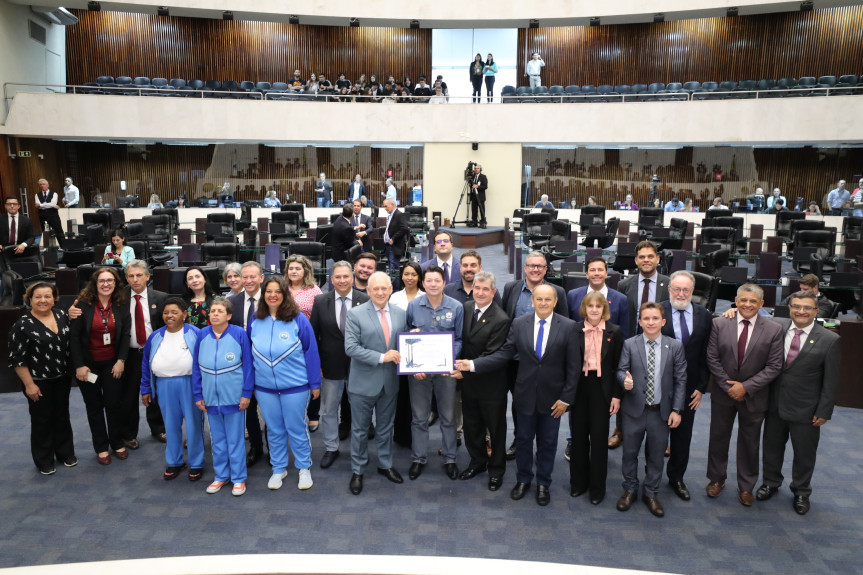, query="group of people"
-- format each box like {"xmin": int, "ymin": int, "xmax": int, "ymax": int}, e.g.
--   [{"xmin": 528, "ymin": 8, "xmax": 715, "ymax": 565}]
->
[{"xmin": 284, "ymin": 70, "xmax": 449, "ymax": 103}]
